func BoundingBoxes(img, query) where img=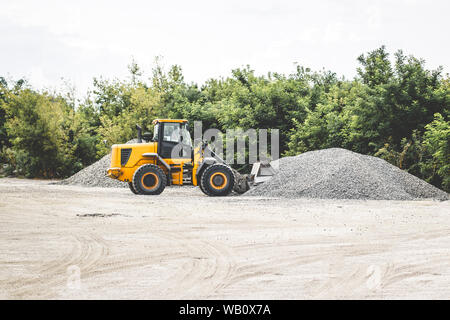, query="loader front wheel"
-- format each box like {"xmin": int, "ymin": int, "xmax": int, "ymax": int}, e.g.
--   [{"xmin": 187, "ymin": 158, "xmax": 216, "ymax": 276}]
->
[
  {"xmin": 132, "ymin": 164, "xmax": 166, "ymax": 195},
  {"xmin": 200, "ymin": 164, "xmax": 234, "ymax": 196}
]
